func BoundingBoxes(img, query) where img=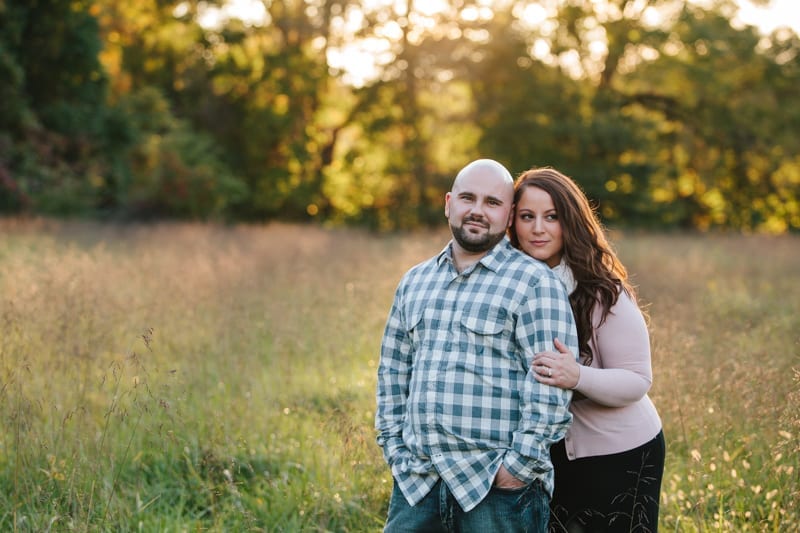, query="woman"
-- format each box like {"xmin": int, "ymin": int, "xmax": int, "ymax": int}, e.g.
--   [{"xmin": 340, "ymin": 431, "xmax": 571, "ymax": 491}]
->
[{"xmin": 508, "ymin": 167, "xmax": 665, "ymax": 532}]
